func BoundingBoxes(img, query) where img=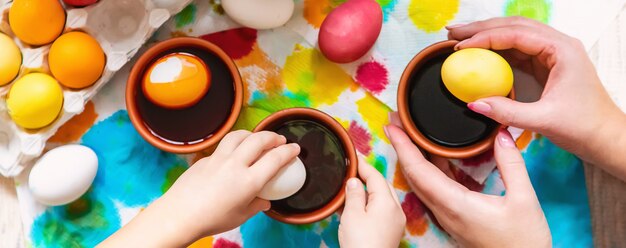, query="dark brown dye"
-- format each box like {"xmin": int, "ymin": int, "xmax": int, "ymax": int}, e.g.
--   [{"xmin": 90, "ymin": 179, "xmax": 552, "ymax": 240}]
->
[
  {"xmin": 408, "ymin": 53, "xmax": 497, "ymax": 147},
  {"xmin": 135, "ymin": 47, "xmax": 235, "ymax": 144},
  {"xmin": 271, "ymin": 120, "xmax": 347, "ymax": 214}
]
